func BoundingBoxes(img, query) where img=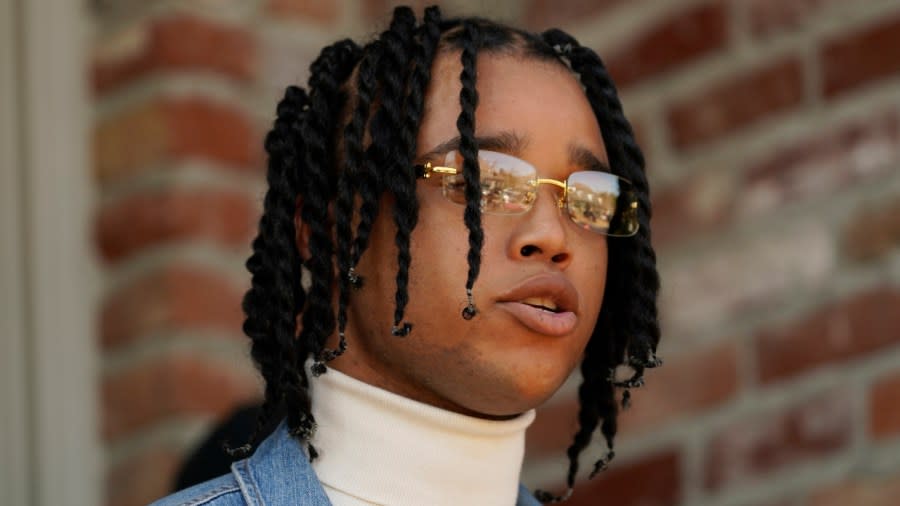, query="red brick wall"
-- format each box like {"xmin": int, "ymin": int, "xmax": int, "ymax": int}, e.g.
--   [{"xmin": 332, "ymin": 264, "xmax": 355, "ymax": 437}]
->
[
  {"xmin": 90, "ymin": 1, "xmax": 900, "ymax": 505},
  {"xmin": 91, "ymin": 6, "xmax": 267, "ymax": 506}
]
